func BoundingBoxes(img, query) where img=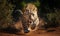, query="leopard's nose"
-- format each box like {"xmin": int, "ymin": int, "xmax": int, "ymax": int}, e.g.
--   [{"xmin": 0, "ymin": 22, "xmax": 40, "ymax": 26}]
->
[
  {"xmin": 28, "ymin": 20, "xmax": 32, "ymax": 23},
  {"xmin": 30, "ymin": 21, "xmax": 32, "ymax": 23}
]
